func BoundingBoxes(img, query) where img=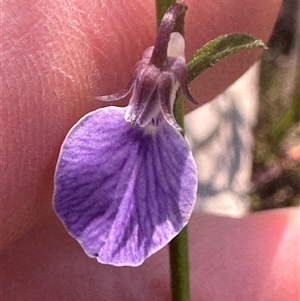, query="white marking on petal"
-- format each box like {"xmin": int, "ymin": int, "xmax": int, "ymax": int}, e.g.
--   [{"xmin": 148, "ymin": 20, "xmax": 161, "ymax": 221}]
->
[{"xmin": 167, "ymin": 32, "xmax": 185, "ymax": 60}]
